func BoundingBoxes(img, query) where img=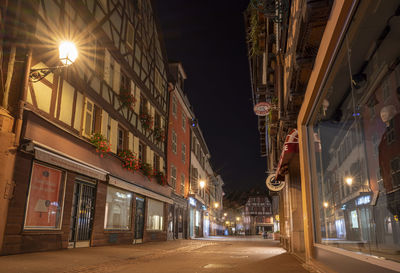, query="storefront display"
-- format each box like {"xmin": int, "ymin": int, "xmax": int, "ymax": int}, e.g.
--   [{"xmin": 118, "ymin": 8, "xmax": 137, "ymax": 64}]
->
[
  {"xmin": 306, "ymin": 0, "xmax": 400, "ymax": 262},
  {"xmin": 24, "ymin": 162, "xmax": 65, "ymax": 229},
  {"xmin": 147, "ymin": 199, "xmax": 164, "ymax": 231},
  {"xmin": 104, "ymin": 186, "xmax": 132, "ymax": 230}
]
